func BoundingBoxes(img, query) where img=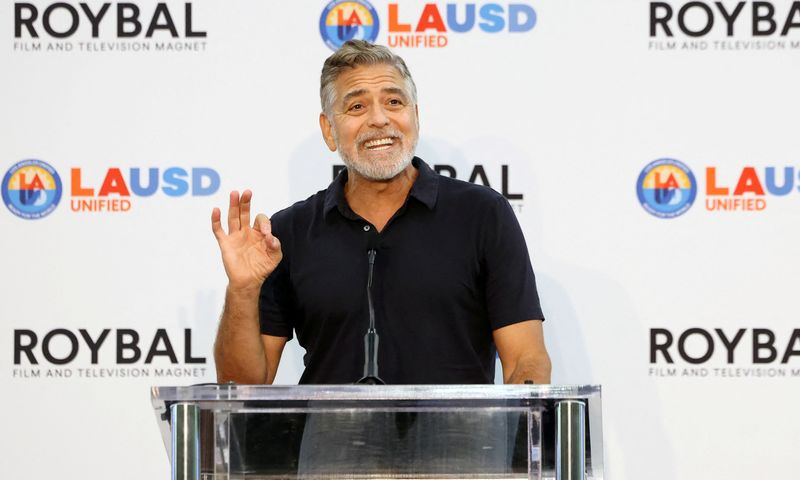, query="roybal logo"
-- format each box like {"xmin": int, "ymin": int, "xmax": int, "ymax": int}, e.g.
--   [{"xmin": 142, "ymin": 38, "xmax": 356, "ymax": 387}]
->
[
  {"xmin": 2, "ymin": 159, "xmax": 62, "ymax": 220},
  {"xmin": 637, "ymin": 158, "xmax": 697, "ymax": 218},
  {"xmin": 13, "ymin": 2, "xmax": 208, "ymax": 53},
  {"xmin": 320, "ymin": 0, "xmax": 380, "ymax": 51}
]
